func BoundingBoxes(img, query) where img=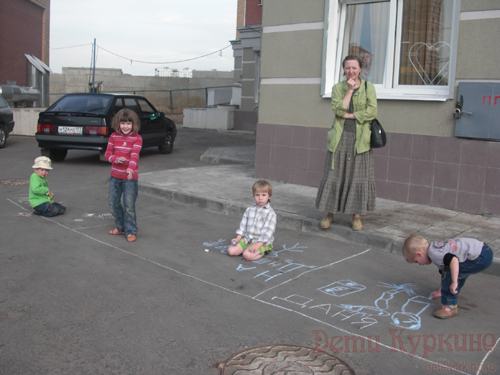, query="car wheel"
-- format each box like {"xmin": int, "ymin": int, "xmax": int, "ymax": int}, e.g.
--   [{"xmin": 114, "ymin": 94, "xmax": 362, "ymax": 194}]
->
[
  {"xmin": 41, "ymin": 148, "xmax": 68, "ymax": 162},
  {"xmin": 0, "ymin": 127, "xmax": 6, "ymax": 149},
  {"xmin": 158, "ymin": 133, "xmax": 174, "ymax": 154}
]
